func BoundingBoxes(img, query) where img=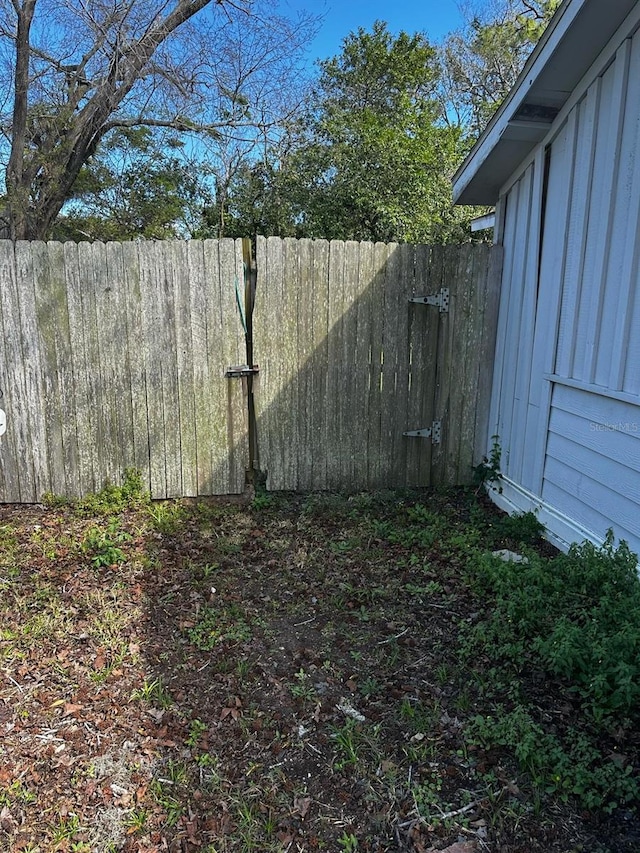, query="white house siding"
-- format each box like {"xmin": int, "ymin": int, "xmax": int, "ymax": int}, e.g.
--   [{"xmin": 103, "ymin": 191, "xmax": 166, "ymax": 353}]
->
[
  {"xmin": 489, "ymin": 162, "xmax": 539, "ymax": 484},
  {"xmin": 490, "ymin": 29, "xmax": 640, "ymax": 556}
]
